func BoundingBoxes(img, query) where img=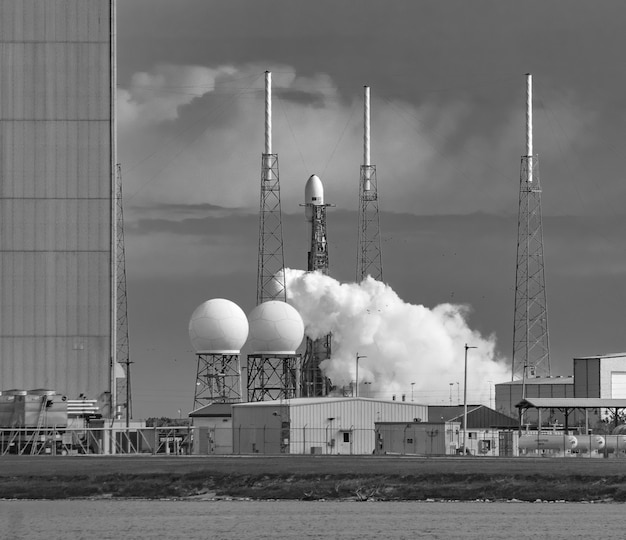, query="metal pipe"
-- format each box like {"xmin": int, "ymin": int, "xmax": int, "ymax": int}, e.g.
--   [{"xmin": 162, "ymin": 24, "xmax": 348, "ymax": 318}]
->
[{"xmin": 109, "ymin": 0, "xmax": 118, "ymax": 426}]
